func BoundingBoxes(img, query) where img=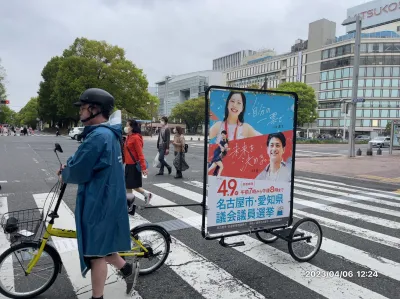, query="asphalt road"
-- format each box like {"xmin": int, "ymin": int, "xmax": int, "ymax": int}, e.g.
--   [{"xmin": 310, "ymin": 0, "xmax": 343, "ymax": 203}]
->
[{"xmin": 0, "ymin": 134, "xmax": 399, "ymax": 299}]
